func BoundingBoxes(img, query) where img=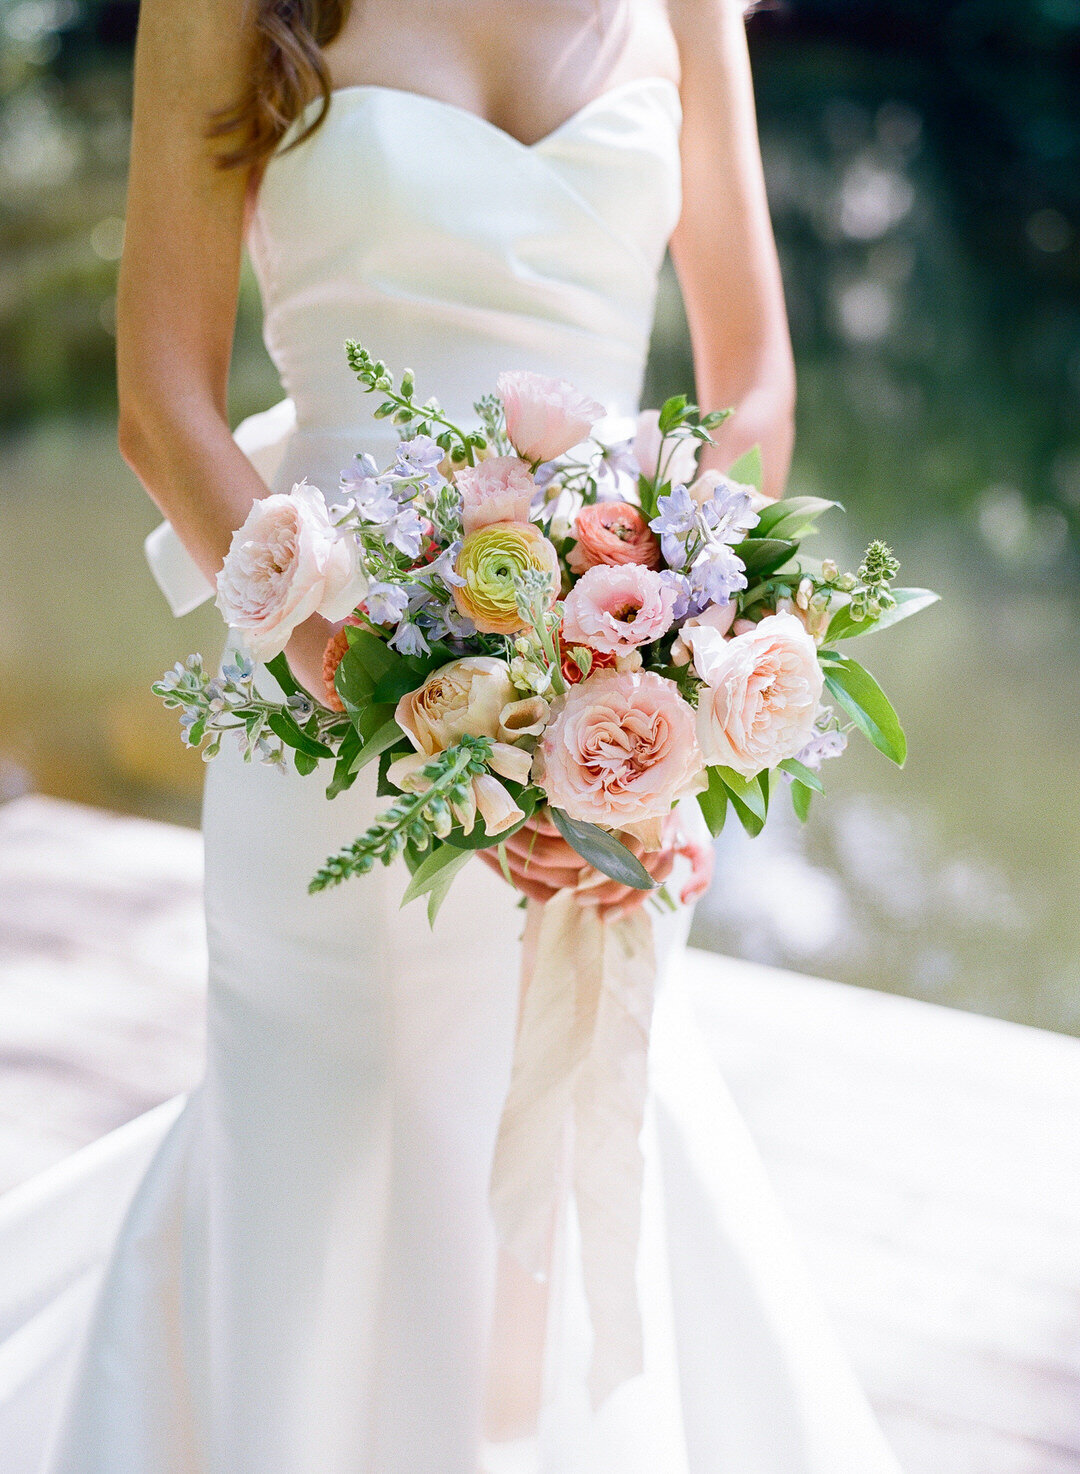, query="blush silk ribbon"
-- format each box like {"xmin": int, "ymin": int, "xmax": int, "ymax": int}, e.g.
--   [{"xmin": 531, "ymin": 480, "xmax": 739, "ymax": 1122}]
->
[{"xmin": 488, "ymin": 889, "xmax": 657, "ymax": 1409}]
